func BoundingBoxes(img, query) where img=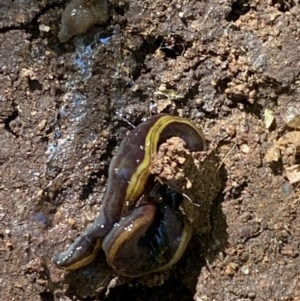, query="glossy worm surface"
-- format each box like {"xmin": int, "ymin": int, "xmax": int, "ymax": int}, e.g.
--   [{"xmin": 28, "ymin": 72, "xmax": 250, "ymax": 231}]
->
[
  {"xmin": 53, "ymin": 114, "xmax": 206, "ymax": 275},
  {"xmin": 102, "ymin": 188, "xmax": 193, "ymax": 277}
]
